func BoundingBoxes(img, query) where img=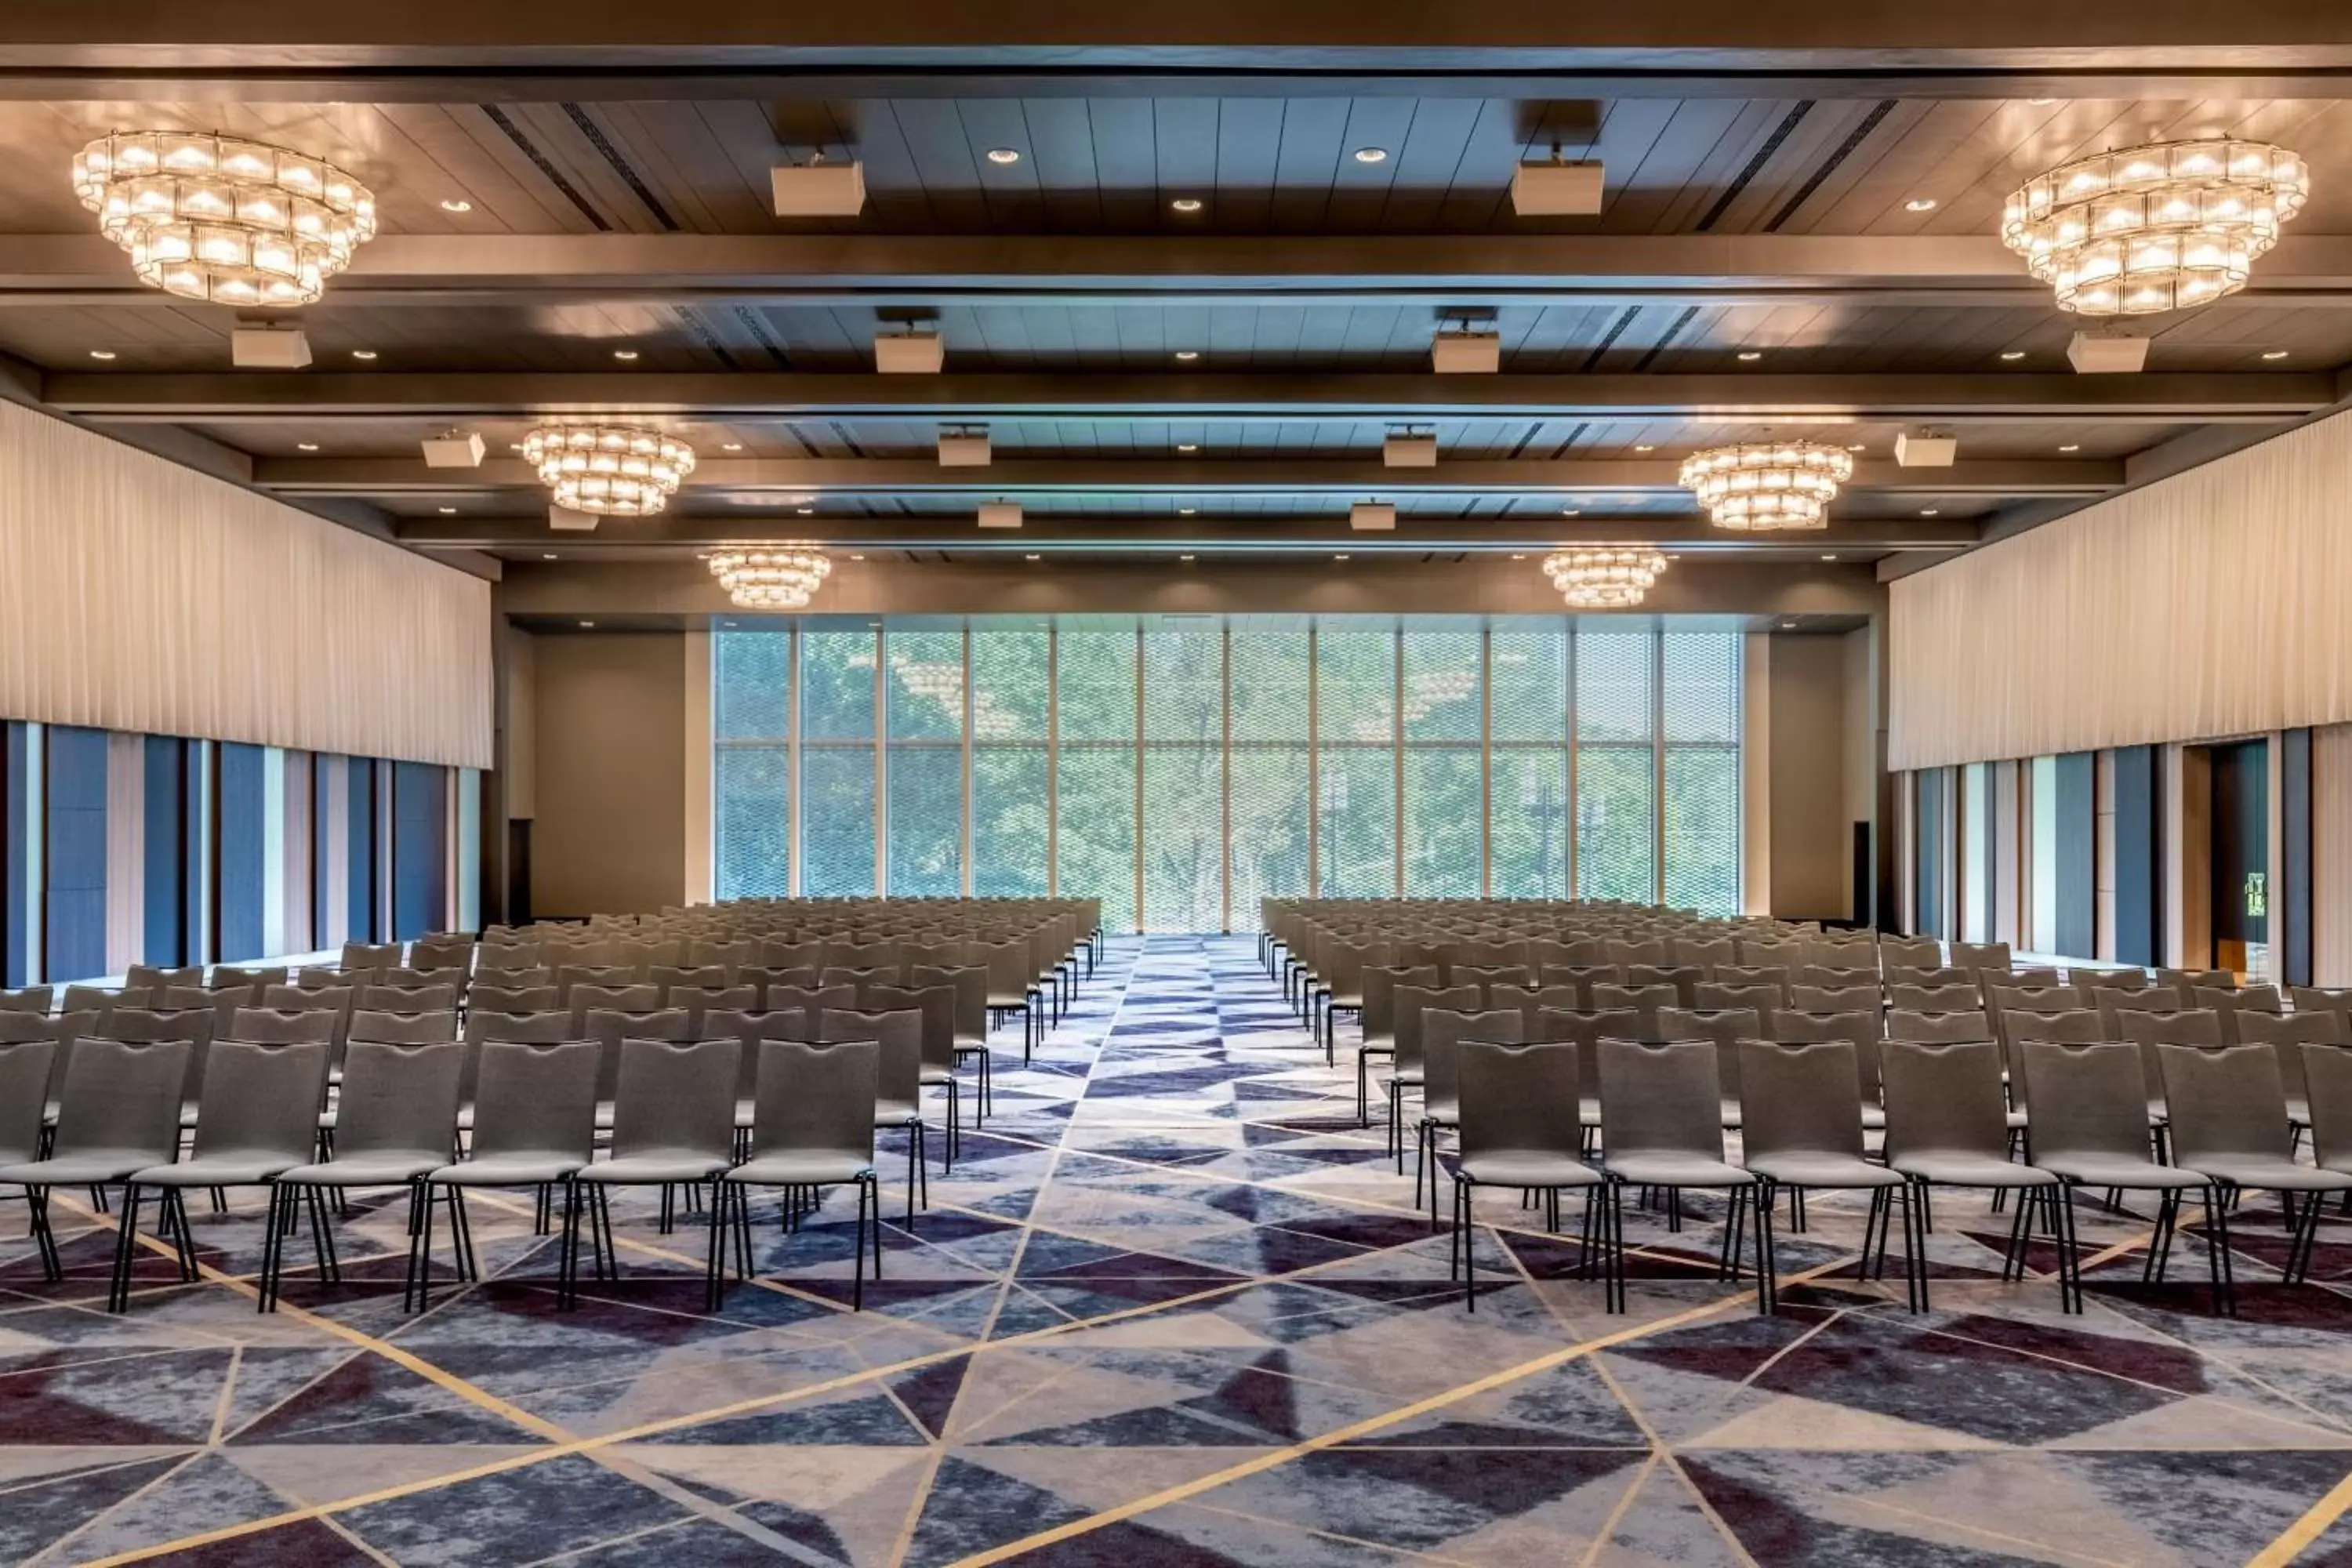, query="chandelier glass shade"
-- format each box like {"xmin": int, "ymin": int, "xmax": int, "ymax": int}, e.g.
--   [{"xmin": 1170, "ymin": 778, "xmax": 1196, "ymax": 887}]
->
[
  {"xmin": 1542, "ymin": 547, "xmax": 1668, "ymax": 609},
  {"xmin": 521, "ymin": 425, "xmax": 697, "ymax": 517},
  {"xmin": 1679, "ymin": 441, "xmax": 1853, "ymax": 532},
  {"xmin": 708, "ymin": 545, "xmax": 832, "ymax": 609},
  {"xmin": 2001, "ymin": 139, "xmax": 2308, "ymax": 315},
  {"xmin": 72, "ymin": 132, "xmax": 377, "ymax": 307}
]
